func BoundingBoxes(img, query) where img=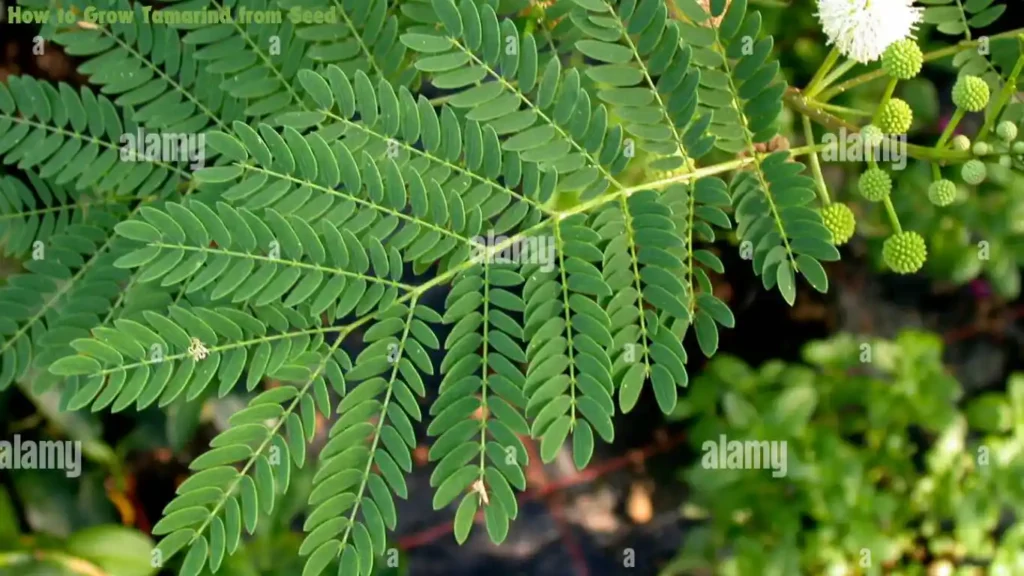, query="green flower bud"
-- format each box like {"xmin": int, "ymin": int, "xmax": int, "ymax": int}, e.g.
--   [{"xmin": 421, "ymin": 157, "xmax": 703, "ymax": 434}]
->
[
  {"xmin": 1014, "ymin": 141, "xmax": 1024, "ymax": 155},
  {"xmin": 882, "ymin": 231, "xmax": 927, "ymax": 274},
  {"xmin": 860, "ymin": 124, "xmax": 885, "ymax": 148},
  {"xmin": 951, "ymin": 135, "xmax": 971, "ymax": 151},
  {"xmin": 961, "ymin": 159, "xmax": 987, "ymax": 185},
  {"xmin": 858, "ymin": 167, "xmax": 891, "ymax": 202},
  {"xmin": 952, "ymin": 75, "xmax": 990, "ymax": 112},
  {"xmin": 972, "ymin": 141, "xmax": 990, "ymax": 156},
  {"xmin": 821, "ymin": 203, "xmax": 856, "ymax": 245},
  {"xmin": 927, "ymin": 179, "xmax": 956, "ymax": 207},
  {"xmin": 996, "ymin": 121, "xmax": 1018, "ymax": 142},
  {"xmin": 882, "ymin": 39, "xmax": 924, "ymax": 80},
  {"xmin": 999, "ymin": 155, "xmax": 1013, "ymax": 168},
  {"xmin": 878, "ymin": 98, "xmax": 913, "ymax": 134}
]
